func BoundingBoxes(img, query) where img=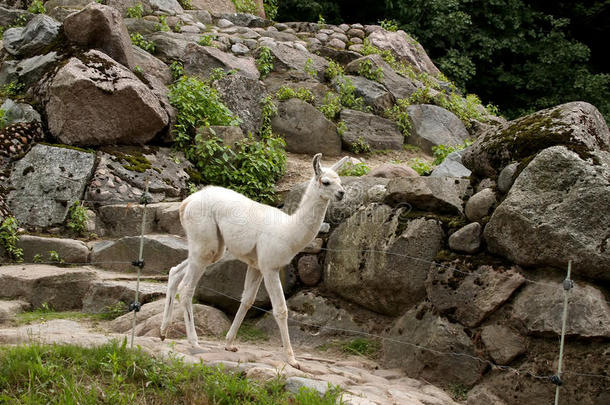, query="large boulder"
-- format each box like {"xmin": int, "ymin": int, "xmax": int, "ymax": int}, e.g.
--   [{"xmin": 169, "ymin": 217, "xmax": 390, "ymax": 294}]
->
[
  {"xmin": 45, "ymin": 50, "xmax": 169, "ymax": 146},
  {"xmin": 484, "ymin": 146, "xmax": 610, "ymax": 280},
  {"xmin": 86, "ymin": 146, "xmax": 194, "ymax": 205},
  {"xmin": 339, "ymin": 109, "xmax": 403, "ymax": 151},
  {"xmin": 384, "ymin": 176, "xmax": 472, "ymax": 214},
  {"xmin": 214, "ymin": 74, "xmax": 266, "ymax": 135},
  {"xmin": 346, "ymin": 54, "xmax": 420, "ymax": 100},
  {"xmin": 190, "ymin": 0, "xmax": 236, "ymax": 14},
  {"xmin": 462, "ymin": 102, "xmax": 610, "ymax": 177},
  {"xmin": 405, "ymin": 104, "xmax": 471, "ymax": 154},
  {"xmin": 339, "ymin": 75, "xmax": 394, "ymax": 115},
  {"xmin": 2, "ymin": 14, "xmax": 60, "ymax": 57},
  {"xmin": 63, "ymin": 3, "xmax": 135, "ymax": 68},
  {"xmin": 512, "ymin": 281, "xmax": 610, "ymax": 338},
  {"xmin": 367, "ymin": 30, "xmax": 440, "ymax": 76},
  {"xmin": 0, "ymin": 52, "xmax": 60, "ymax": 87},
  {"xmin": 18, "ymin": 235, "xmax": 89, "ymax": 264},
  {"xmin": 324, "ymin": 204, "xmax": 444, "ymax": 316},
  {"xmin": 183, "ymin": 43, "xmax": 259, "ymax": 80},
  {"xmin": 426, "ymin": 265, "xmax": 525, "ymax": 327},
  {"xmin": 82, "ymin": 279, "xmax": 166, "ymax": 313},
  {"xmin": 132, "ymin": 46, "xmax": 172, "ymax": 85},
  {"xmin": 383, "ymin": 303, "xmax": 486, "ymax": 386},
  {"xmin": 45, "ymin": 0, "xmax": 92, "ymax": 21},
  {"xmin": 271, "ymin": 98, "xmax": 341, "ymax": 155},
  {"xmin": 90, "ymin": 234, "xmax": 187, "ymax": 273},
  {"xmin": 7, "ymin": 144, "xmax": 95, "ymax": 228},
  {"xmin": 0, "ymin": 264, "xmax": 96, "ymax": 310},
  {"xmin": 263, "ymin": 42, "xmax": 329, "ymax": 78}
]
